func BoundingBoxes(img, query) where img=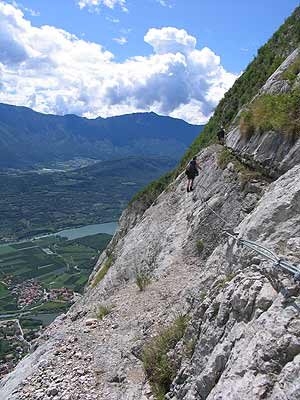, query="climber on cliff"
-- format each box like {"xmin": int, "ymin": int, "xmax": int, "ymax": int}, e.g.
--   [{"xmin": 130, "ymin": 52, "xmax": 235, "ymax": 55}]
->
[
  {"xmin": 217, "ymin": 126, "xmax": 226, "ymax": 145},
  {"xmin": 185, "ymin": 156, "xmax": 201, "ymax": 193}
]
